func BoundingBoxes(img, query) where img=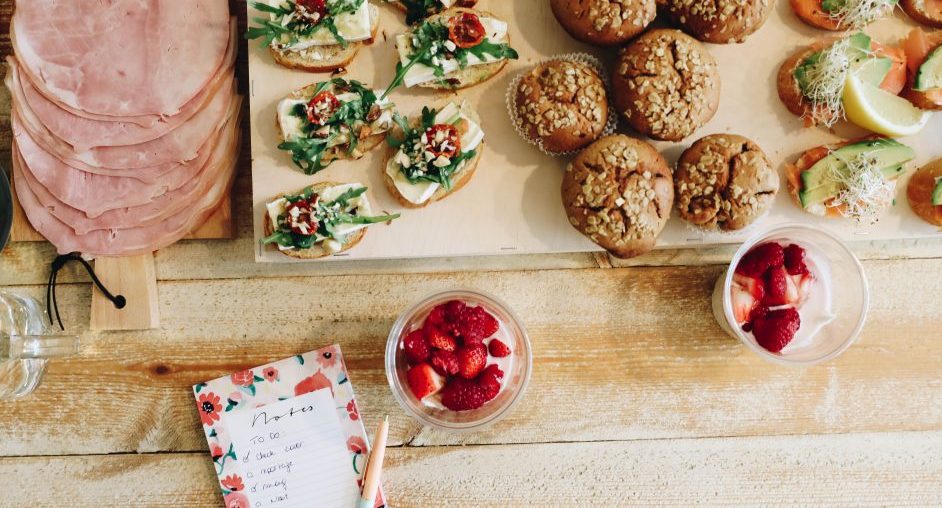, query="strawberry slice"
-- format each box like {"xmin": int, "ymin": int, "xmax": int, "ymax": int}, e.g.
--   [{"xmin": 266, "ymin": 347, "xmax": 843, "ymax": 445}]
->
[
  {"xmin": 406, "ymin": 363, "xmax": 444, "ymax": 400},
  {"xmin": 789, "ymin": 272, "xmax": 815, "ymax": 307},
  {"xmin": 456, "ymin": 343, "xmax": 487, "ymax": 379},
  {"xmin": 426, "ymin": 326, "xmax": 457, "ymax": 352},
  {"xmin": 731, "ymin": 273, "xmax": 764, "ymax": 325}
]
